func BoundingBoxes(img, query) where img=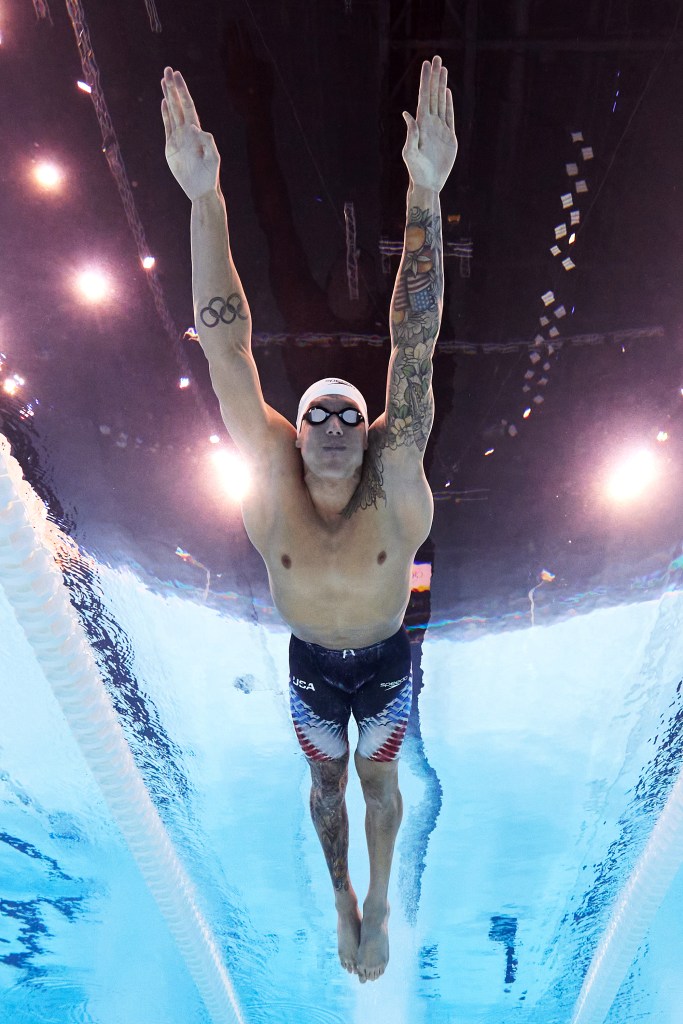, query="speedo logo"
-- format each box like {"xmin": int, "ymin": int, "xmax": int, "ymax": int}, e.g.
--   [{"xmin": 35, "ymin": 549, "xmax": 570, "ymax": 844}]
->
[
  {"xmin": 292, "ymin": 677, "xmax": 315, "ymax": 692},
  {"xmin": 380, "ymin": 675, "xmax": 410, "ymax": 690}
]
